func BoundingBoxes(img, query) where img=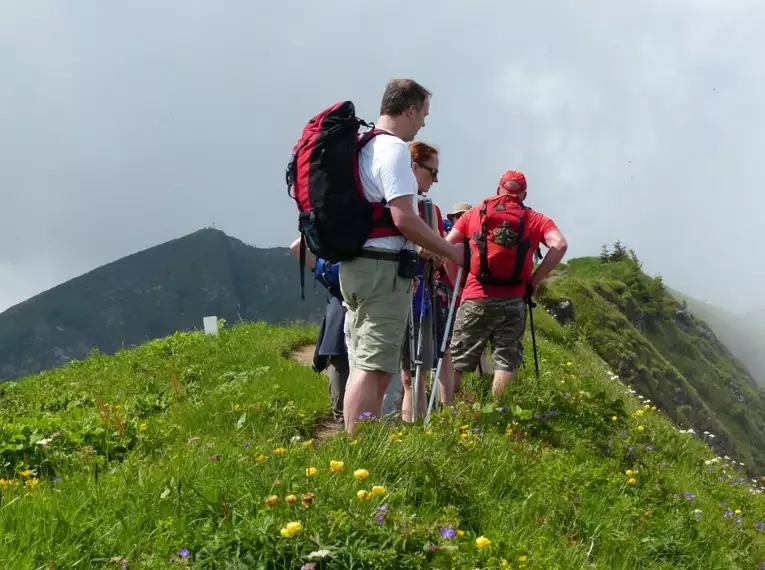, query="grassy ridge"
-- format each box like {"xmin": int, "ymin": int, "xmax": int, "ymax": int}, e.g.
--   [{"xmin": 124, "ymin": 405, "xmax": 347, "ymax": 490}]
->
[
  {"xmin": 542, "ymin": 256, "xmax": 765, "ymax": 476},
  {"xmin": 1, "ymin": 314, "xmax": 765, "ymax": 568}
]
